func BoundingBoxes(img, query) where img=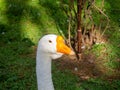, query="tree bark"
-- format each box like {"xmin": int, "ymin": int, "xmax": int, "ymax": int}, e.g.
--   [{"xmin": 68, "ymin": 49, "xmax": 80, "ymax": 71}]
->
[{"xmin": 77, "ymin": 0, "xmax": 82, "ymax": 53}]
